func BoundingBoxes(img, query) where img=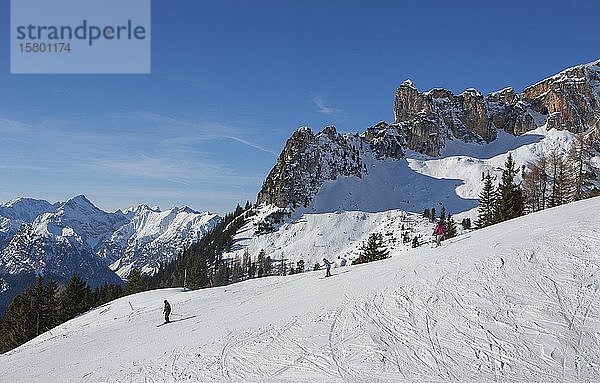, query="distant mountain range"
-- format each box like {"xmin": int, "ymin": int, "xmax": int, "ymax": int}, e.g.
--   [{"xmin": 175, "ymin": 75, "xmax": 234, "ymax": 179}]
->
[{"xmin": 0, "ymin": 195, "xmax": 220, "ymax": 314}]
